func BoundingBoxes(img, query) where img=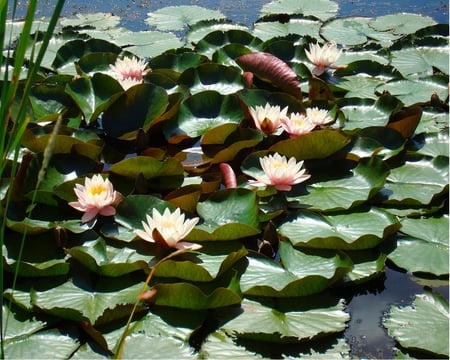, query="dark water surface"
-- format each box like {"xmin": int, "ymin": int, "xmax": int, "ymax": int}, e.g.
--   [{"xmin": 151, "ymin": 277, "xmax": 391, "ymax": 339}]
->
[{"xmin": 13, "ymin": 0, "xmax": 450, "ymax": 30}]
